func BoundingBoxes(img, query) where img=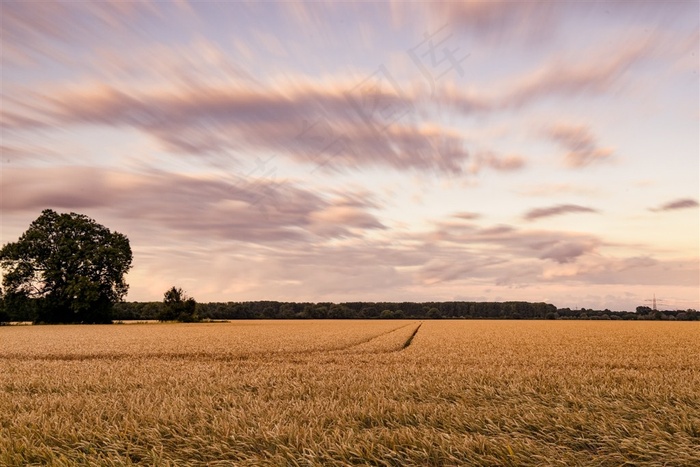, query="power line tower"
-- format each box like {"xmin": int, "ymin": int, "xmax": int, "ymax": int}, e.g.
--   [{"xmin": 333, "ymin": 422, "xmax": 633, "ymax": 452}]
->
[{"xmin": 645, "ymin": 294, "xmax": 666, "ymax": 311}]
